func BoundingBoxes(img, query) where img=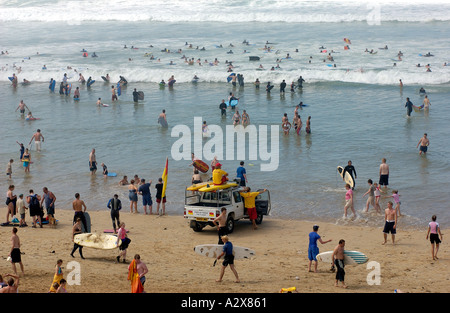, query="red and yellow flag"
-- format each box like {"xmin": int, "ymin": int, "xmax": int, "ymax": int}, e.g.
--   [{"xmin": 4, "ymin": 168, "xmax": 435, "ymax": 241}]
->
[{"xmin": 161, "ymin": 157, "xmax": 168, "ymax": 198}]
